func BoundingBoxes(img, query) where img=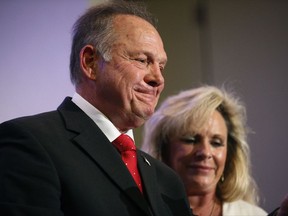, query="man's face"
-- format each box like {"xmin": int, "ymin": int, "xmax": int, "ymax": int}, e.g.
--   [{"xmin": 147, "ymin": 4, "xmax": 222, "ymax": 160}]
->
[{"xmin": 95, "ymin": 15, "xmax": 167, "ymax": 131}]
